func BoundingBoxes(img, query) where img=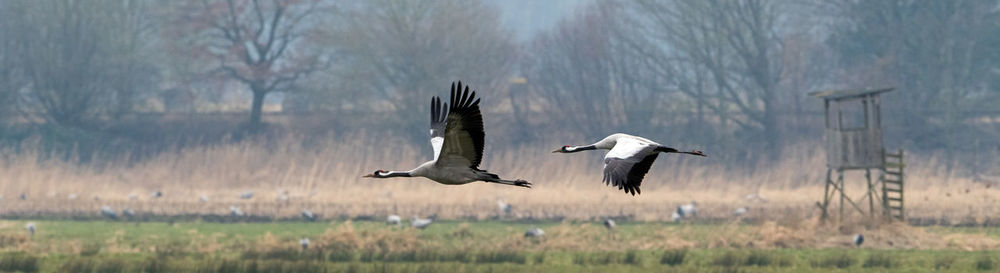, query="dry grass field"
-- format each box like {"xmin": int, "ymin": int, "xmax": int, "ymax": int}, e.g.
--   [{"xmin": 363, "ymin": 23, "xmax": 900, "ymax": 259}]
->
[
  {"xmin": 1, "ymin": 135, "xmax": 999, "ymax": 272},
  {"xmin": 1, "ymin": 134, "xmax": 997, "ymax": 226}
]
